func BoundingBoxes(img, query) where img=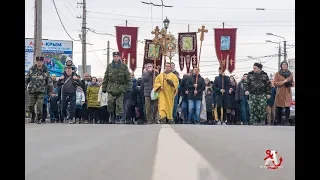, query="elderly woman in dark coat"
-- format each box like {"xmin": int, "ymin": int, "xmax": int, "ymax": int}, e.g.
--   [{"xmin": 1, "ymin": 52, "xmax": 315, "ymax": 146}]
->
[{"xmin": 273, "ymin": 61, "xmax": 294, "ymax": 125}]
